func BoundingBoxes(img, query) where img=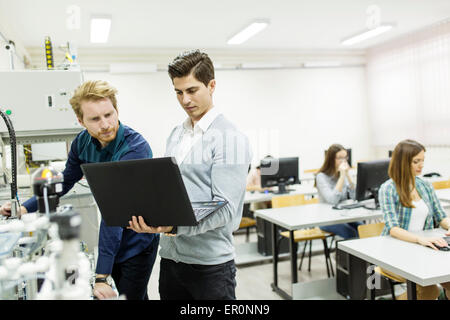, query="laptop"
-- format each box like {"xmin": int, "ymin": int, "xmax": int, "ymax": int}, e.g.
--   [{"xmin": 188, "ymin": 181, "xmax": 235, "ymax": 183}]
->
[{"xmin": 80, "ymin": 157, "xmax": 227, "ymax": 227}]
